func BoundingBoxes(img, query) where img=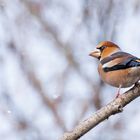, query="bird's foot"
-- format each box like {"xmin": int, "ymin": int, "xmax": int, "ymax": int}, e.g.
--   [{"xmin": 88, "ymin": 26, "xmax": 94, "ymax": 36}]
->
[
  {"xmin": 115, "ymin": 92, "xmax": 120, "ymax": 98},
  {"xmin": 135, "ymin": 82, "xmax": 140, "ymax": 87}
]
